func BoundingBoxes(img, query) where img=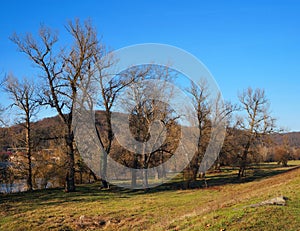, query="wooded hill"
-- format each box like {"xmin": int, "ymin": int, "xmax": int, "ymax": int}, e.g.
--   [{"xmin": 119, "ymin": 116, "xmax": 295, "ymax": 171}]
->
[{"xmin": 1, "ymin": 111, "xmax": 300, "ymax": 152}]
